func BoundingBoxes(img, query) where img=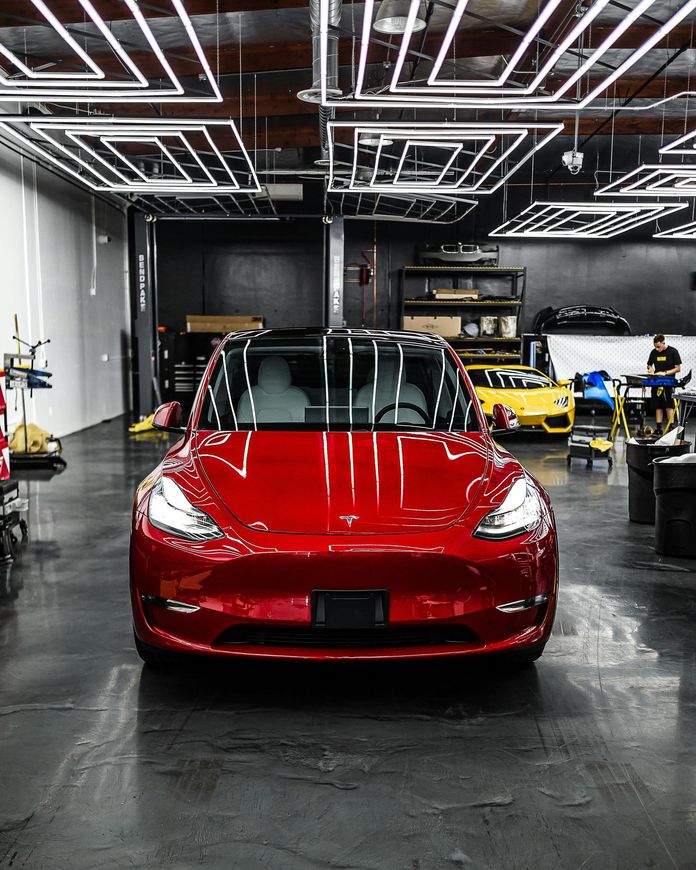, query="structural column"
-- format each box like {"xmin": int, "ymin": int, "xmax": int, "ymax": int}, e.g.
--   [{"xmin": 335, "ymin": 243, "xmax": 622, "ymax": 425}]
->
[
  {"xmin": 325, "ymin": 216, "xmax": 344, "ymax": 327},
  {"xmin": 128, "ymin": 211, "xmax": 158, "ymax": 419}
]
